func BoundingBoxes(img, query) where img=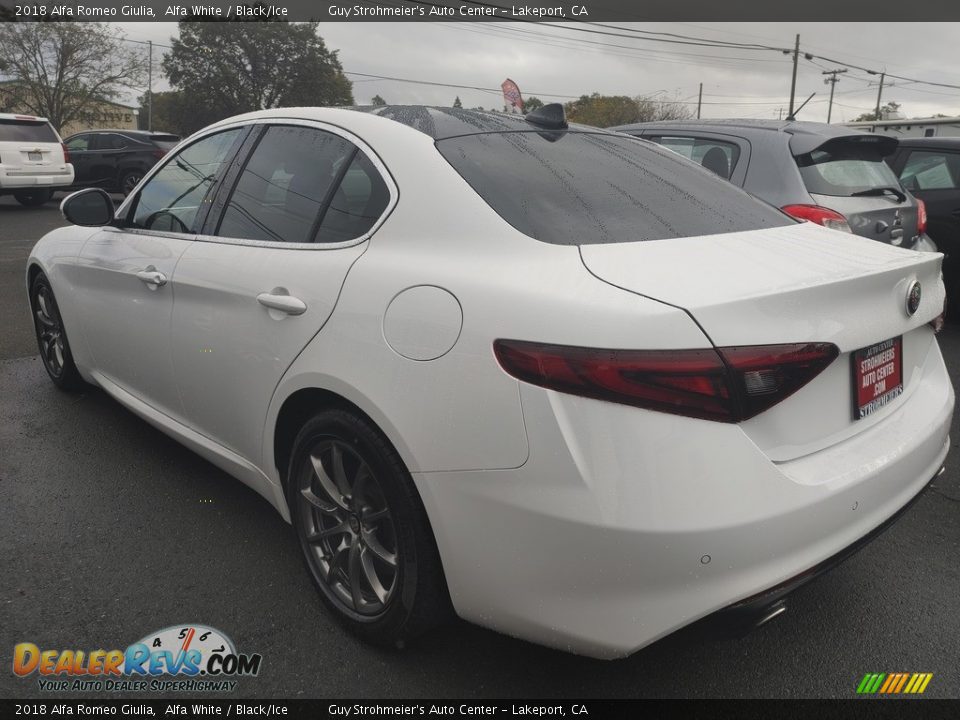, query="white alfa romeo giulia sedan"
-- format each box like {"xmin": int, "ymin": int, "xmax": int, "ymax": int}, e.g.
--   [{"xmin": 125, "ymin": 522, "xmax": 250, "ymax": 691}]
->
[{"xmin": 27, "ymin": 105, "xmax": 953, "ymax": 659}]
